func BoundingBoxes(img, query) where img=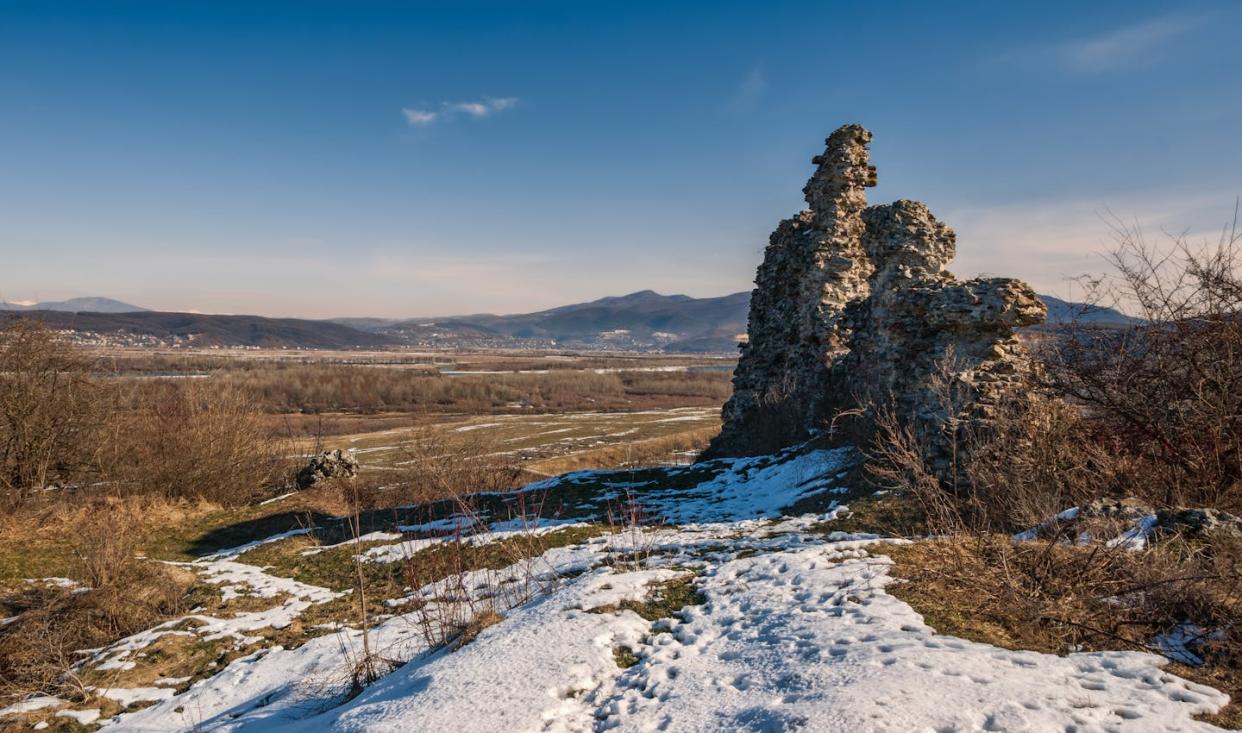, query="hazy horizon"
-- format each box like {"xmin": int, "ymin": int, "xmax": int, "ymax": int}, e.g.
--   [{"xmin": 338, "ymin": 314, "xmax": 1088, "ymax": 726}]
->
[{"xmin": 3, "ymin": 1, "xmax": 1240, "ymax": 319}]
